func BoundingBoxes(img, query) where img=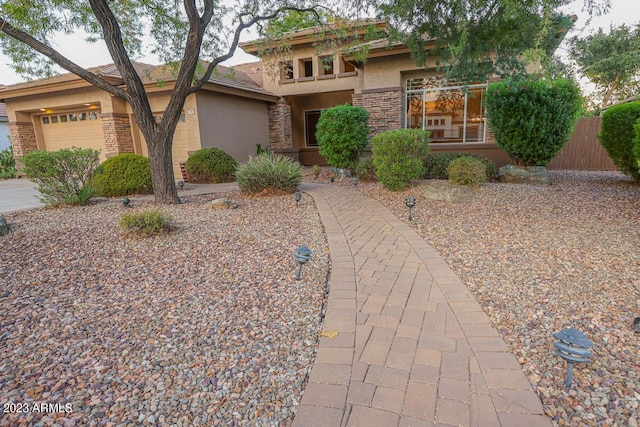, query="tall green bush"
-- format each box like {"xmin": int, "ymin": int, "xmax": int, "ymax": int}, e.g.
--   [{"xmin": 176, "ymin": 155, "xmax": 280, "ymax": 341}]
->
[
  {"xmin": 21, "ymin": 147, "xmax": 100, "ymax": 206},
  {"xmin": 91, "ymin": 153, "xmax": 152, "ymax": 197},
  {"xmin": 485, "ymin": 77, "xmax": 582, "ymax": 166},
  {"xmin": 235, "ymin": 153, "xmax": 302, "ymax": 193},
  {"xmin": 0, "ymin": 146, "xmax": 18, "ymax": 179},
  {"xmin": 372, "ymin": 129, "xmax": 430, "ymax": 191},
  {"xmin": 634, "ymin": 118, "xmax": 640, "ymax": 169},
  {"xmin": 185, "ymin": 147, "xmax": 237, "ymax": 183},
  {"xmin": 599, "ymin": 101, "xmax": 640, "ymax": 181},
  {"xmin": 316, "ymin": 104, "xmax": 370, "ymax": 173}
]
